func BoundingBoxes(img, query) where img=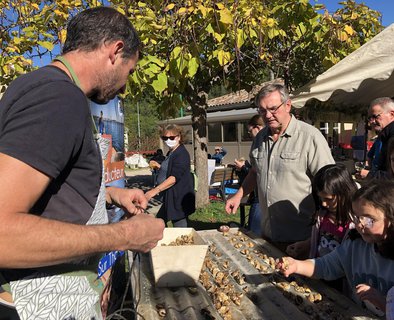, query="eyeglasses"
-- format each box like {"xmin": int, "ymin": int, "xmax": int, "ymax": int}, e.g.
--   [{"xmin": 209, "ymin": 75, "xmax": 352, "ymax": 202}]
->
[
  {"xmin": 161, "ymin": 135, "xmax": 178, "ymax": 141},
  {"xmin": 367, "ymin": 113, "xmax": 383, "ymax": 122},
  {"xmin": 257, "ymin": 101, "xmax": 286, "ymax": 116},
  {"xmin": 348, "ymin": 213, "xmax": 375, "ymax": 229}
]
